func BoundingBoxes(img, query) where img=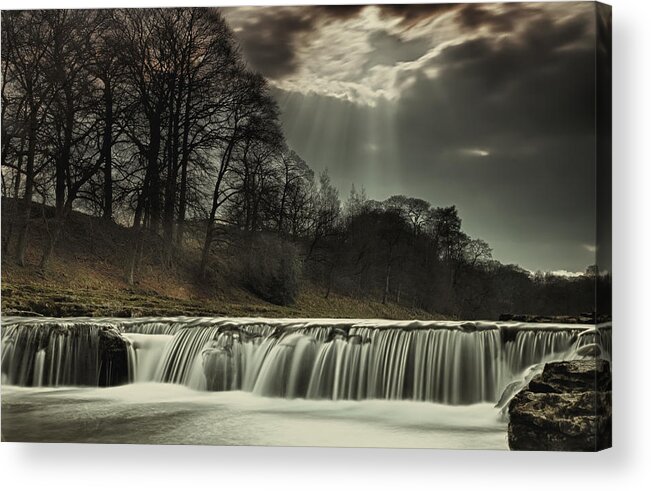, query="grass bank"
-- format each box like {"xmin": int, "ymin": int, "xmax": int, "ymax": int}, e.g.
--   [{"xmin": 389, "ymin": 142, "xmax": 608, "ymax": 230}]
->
[{"xmin": 1, "ymin": 201, "xmax": 442, "ymax": 320}]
